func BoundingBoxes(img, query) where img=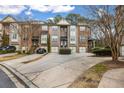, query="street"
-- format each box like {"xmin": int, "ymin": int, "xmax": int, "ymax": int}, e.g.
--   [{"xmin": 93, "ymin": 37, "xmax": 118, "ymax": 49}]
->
[{"xmin": 0, "ymin": 69, "xmax": 16, "ymax": 88}]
